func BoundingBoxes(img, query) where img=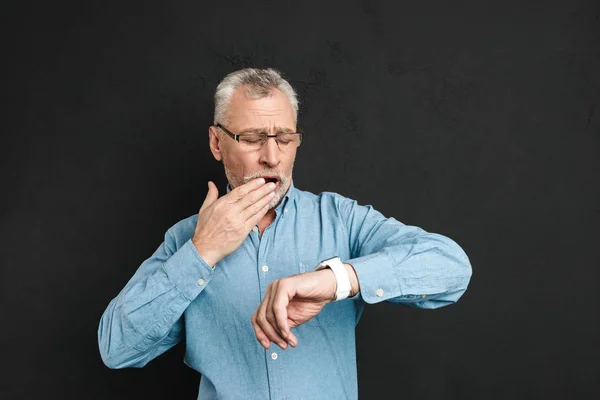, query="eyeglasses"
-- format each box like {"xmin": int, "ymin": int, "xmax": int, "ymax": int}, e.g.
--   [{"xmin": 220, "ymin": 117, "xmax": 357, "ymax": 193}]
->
[{"xmin": 216, "ymin": 123, "xmax": 304, "ymax": 151}]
